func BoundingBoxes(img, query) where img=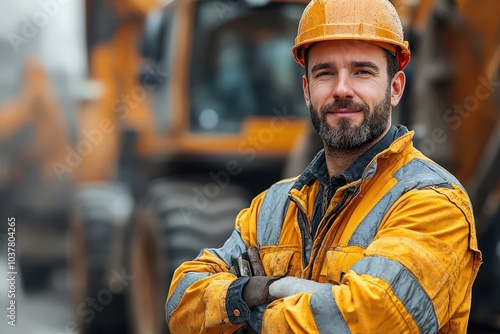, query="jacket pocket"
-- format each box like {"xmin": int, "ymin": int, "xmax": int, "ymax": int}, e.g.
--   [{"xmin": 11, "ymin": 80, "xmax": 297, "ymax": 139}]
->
[
  {"xmin": 260, "ymin": 245, "xmax": 300, "ymax": 277},
  {"xmin": 322, "ymin": 247, "xmax": 364, "ymax": 284}
]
